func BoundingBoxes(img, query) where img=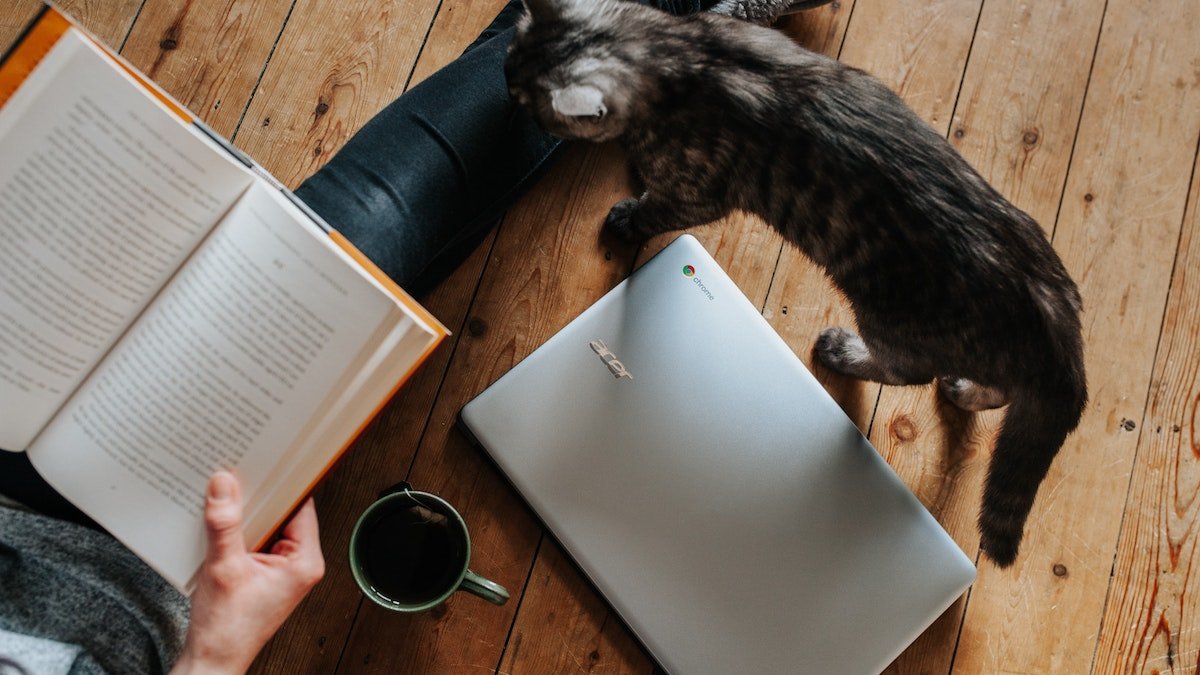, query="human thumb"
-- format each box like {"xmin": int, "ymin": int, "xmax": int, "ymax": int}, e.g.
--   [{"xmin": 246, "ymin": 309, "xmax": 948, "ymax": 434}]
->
[{"xmin": 204, "ymin": 471, "xmax": 245, "ymax": 562}]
